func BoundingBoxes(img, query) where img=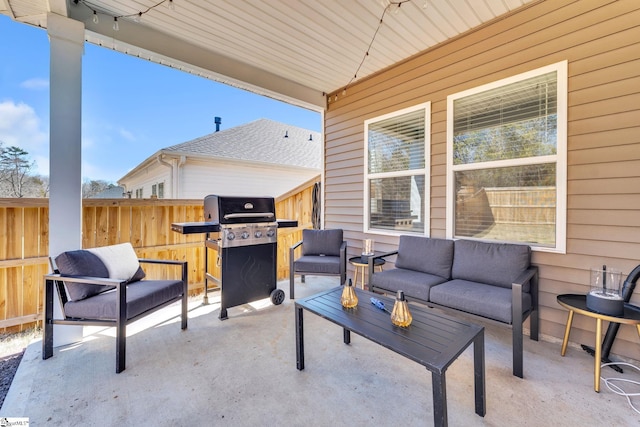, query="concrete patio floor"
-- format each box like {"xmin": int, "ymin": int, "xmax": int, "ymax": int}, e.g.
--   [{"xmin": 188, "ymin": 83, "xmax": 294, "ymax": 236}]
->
[{"xmin": 2, "ymin": 276, "xmax": 640, "ymax": 426}]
